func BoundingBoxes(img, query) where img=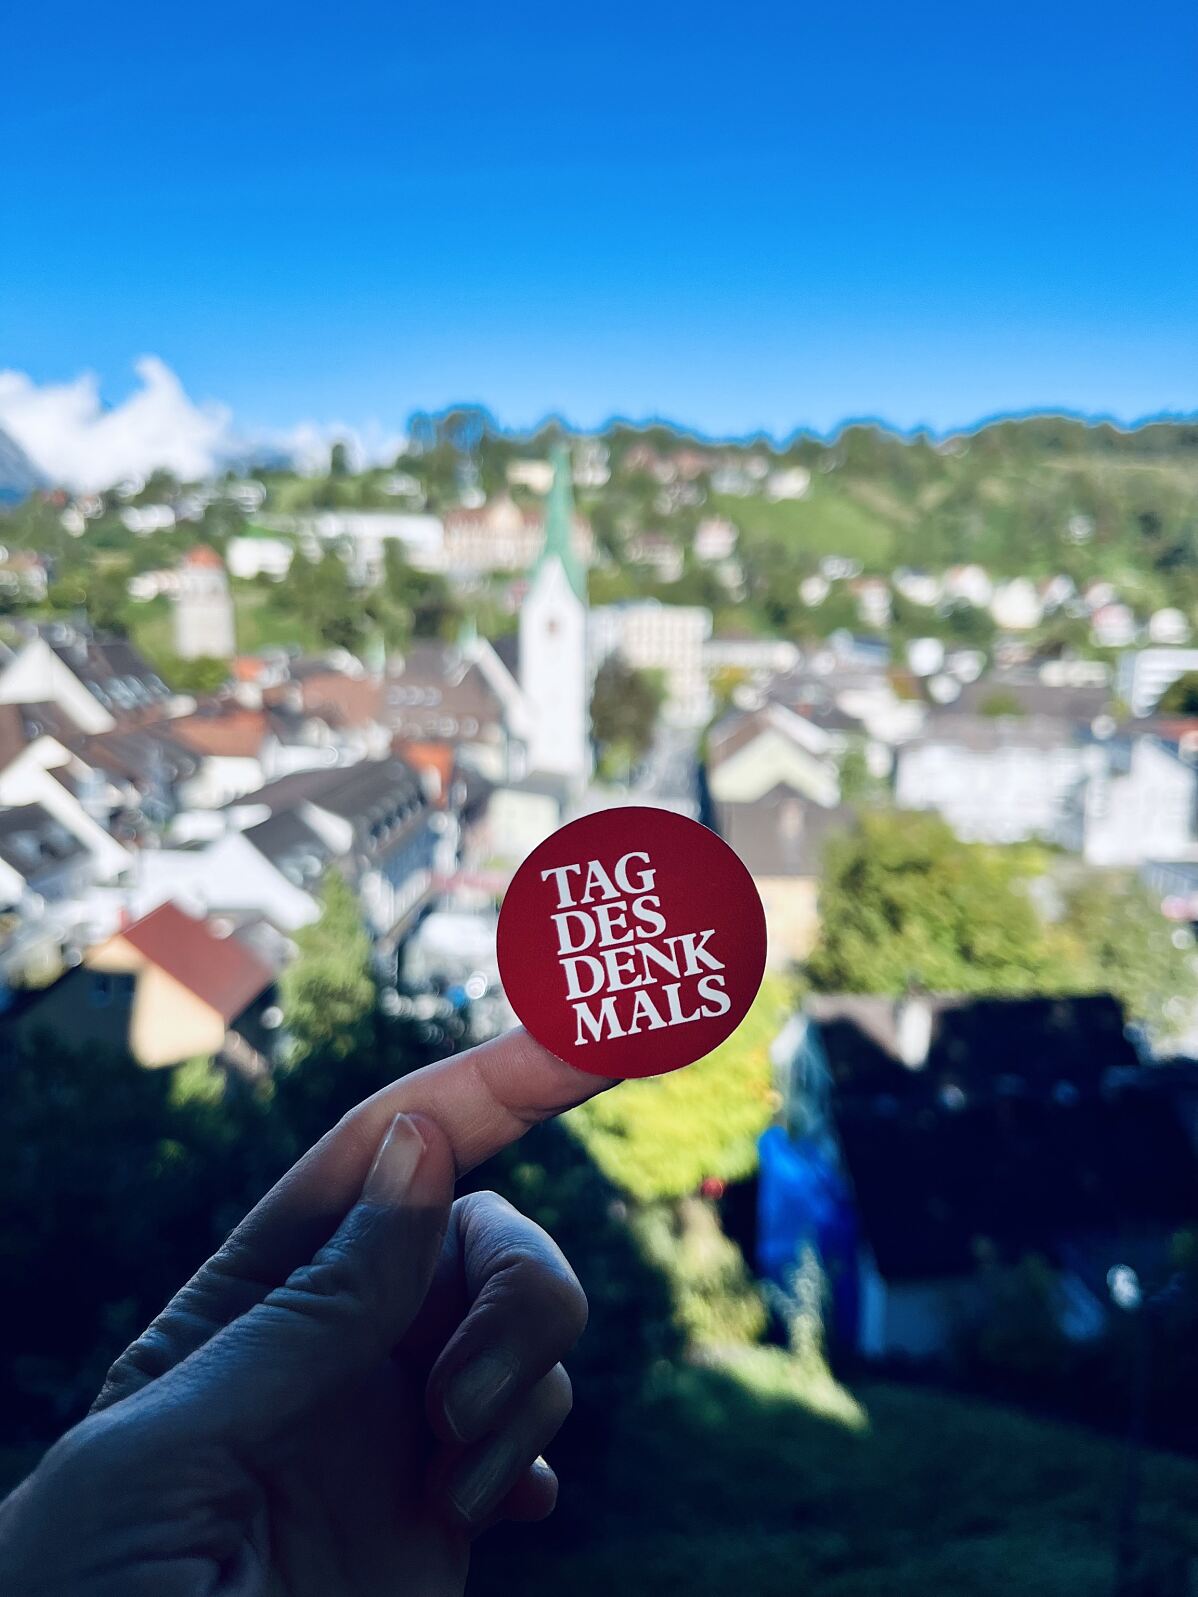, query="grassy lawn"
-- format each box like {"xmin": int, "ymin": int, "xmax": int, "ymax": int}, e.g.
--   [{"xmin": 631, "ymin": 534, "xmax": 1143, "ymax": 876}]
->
[
  {"xmin": 713, "ymin": 486, "xmax": 897, "ymax": 569},
  {"xmin": 474, "ymin": 1348, "xmax": 1198, "ymax": 1597},
  {"xmin": 127, "ymin": 585, "xmax": 322, "ymax": 667}
]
